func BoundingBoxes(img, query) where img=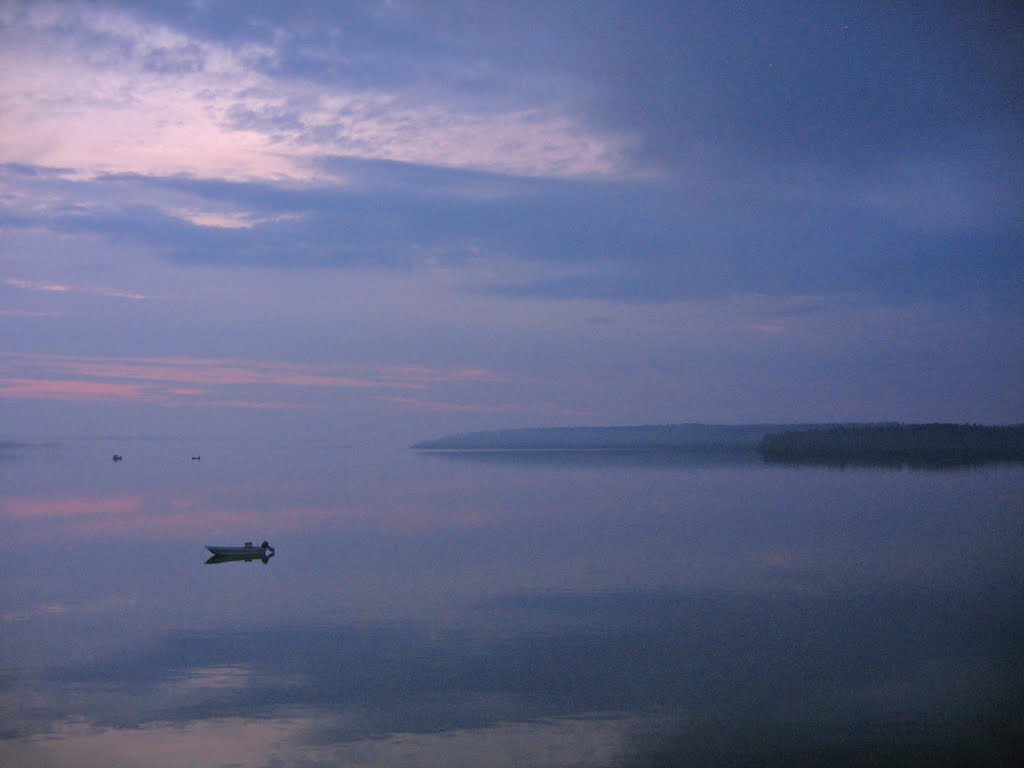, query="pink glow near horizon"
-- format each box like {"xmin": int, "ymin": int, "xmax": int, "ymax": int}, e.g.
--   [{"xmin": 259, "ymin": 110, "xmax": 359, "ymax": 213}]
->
[
  {"xmin": 0, "ymin": 378, "xmax": 150, "ymax": 401},
  {"xmin": 1, "ymin": 353, "xmax": 511, "ymax": 411}
]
